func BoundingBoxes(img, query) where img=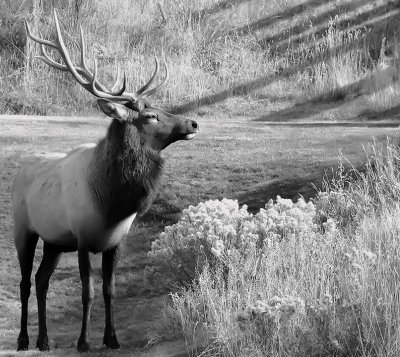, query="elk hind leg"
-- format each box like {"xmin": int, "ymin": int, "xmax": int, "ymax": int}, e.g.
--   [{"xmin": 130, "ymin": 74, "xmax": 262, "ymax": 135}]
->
[
  {"xmin": 77, "ymin": 247, "xmax": 94, "ymax": 352},
  {"xmin": 102, "ymin": 246, "xmax": 120, "ymax": 349},
  {"xmin": 35, "ymin": 242, "xmax": 62, "ymax": 351},
  {"xmin": 15, "ymin": 229, "xmax": 39, "ymax": 351}
]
